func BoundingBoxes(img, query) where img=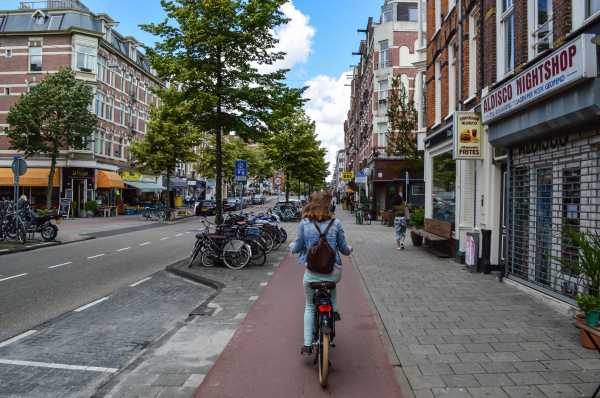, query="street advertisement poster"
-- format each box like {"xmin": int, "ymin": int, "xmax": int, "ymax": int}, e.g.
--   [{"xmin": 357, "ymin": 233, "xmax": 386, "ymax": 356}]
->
[
  {"xmin": 59, "ymin": 198, "xmax": 71, "ymax": 219},
  {"xmin": 453, "ymin": 112, "xmax": 483, "ymax": 160}
]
